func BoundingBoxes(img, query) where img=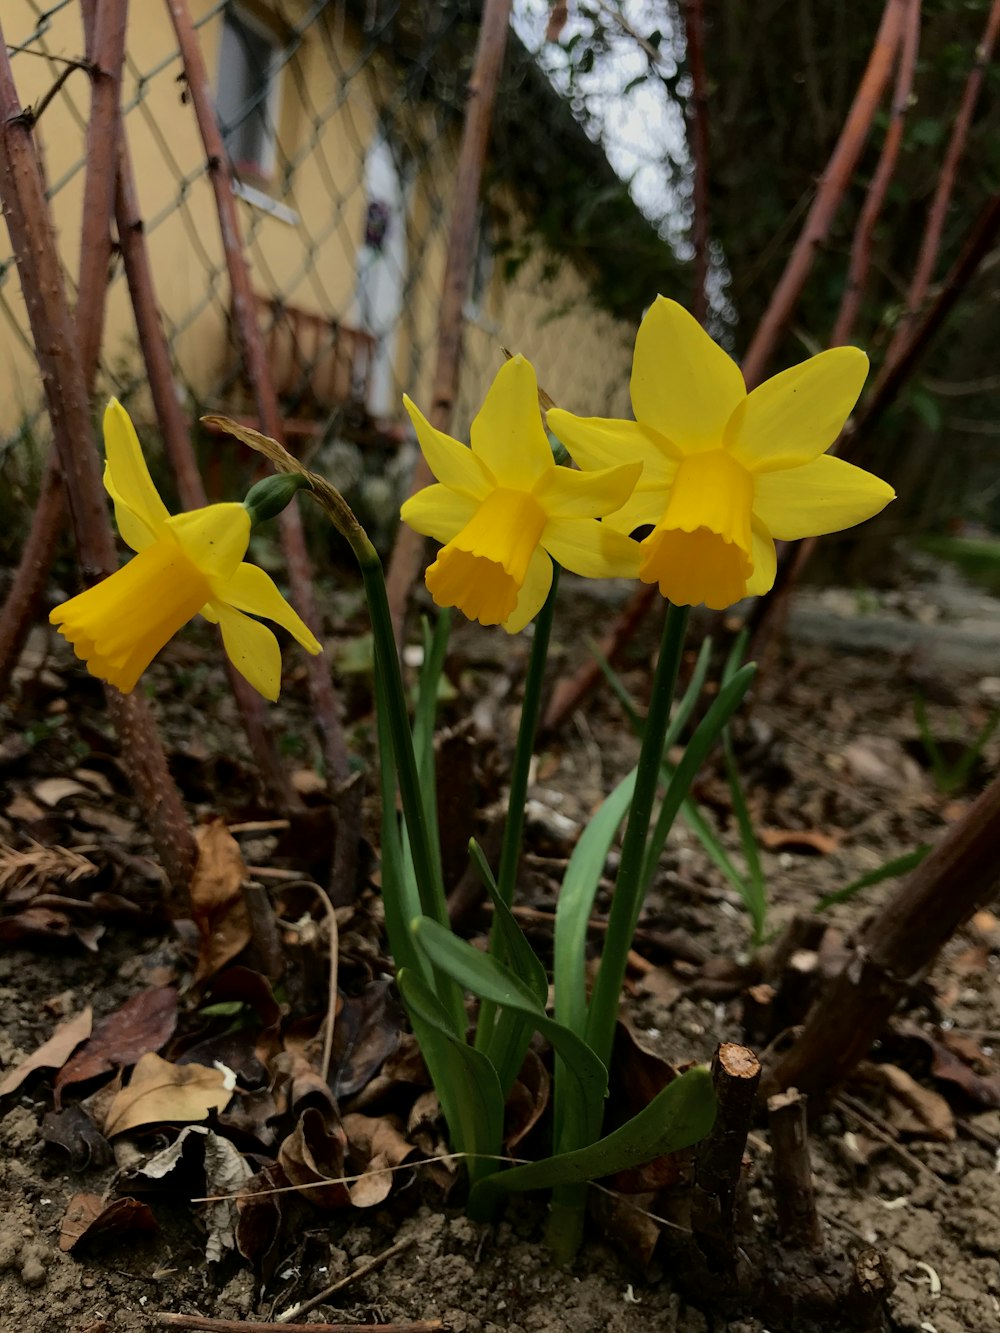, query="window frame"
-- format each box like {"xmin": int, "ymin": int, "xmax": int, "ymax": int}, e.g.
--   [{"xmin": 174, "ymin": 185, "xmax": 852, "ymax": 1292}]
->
[{"xmin": 216, "ymin": 3, "xmax": 284, "ymax": 184}]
